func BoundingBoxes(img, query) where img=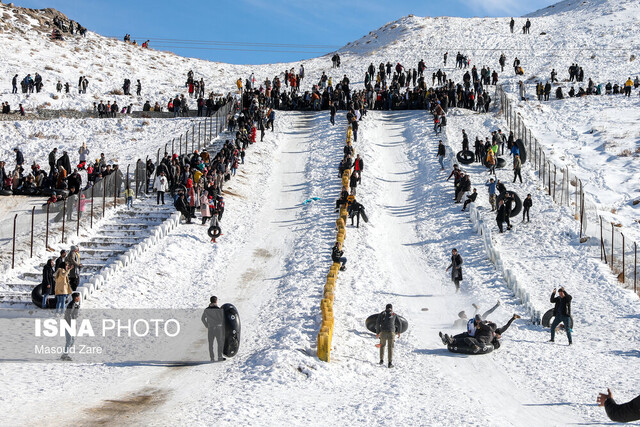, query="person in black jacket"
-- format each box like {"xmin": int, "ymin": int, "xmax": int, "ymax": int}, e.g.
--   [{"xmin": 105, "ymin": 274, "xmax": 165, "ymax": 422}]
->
[
  {"xmin": 55, "ymin": 249, "xmax": 67, "ymax": 271},
  {"xmin": 496, "ymin": 199, "xmax": 507, "ymax": 232},
  {"xmin": 335, "ymin": 186, "xmax": 349, "ymax": 212},
  {"xmin": 375, "ymin": 303, "xmax": 402, "ymax": 368},
  {"xmin": 437, "ymin": 140, "xmax": 446, "ymax": 170},
  {"xmin": 446, "ymin": 248, "xmax": 463, "ymax": 292},
  {"xmin": 348, "ymin": 198, "xmax": 364, "ymax": 228},
  {"xmin": 331, "ymin": 242, "xmax": 346, "ymax": 271},
  {"xmin": 462, "ymin": 188, "xmax": 477, "ymax": 211},
  {"xmin": 329, "ymin": 101, "xmax": 336, "ymax": 125},
  {"xmin": 174, "ymin": 193, "xmax": 191, "ymax": 224},
  {"xmin": 201, "ymin": 296, "xmax": 225, "ymax": 362},
  {"xmin": 522, "ymin": 194, "xmax": 532, "ymax": 222},
  {"xmin": 549, "ymin": 287, "xmax": 572, "ymax": 345},
  {"xmin": 41, "ymin": 258, "xmax": 55, "ymax": 308},
  {"xmin": 14, "ymin": 148, "xmax": 24, "ymax": 168},
  {"xmin": 597, "ymin": 389, "xmax": 640, "ymax": 423}
]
